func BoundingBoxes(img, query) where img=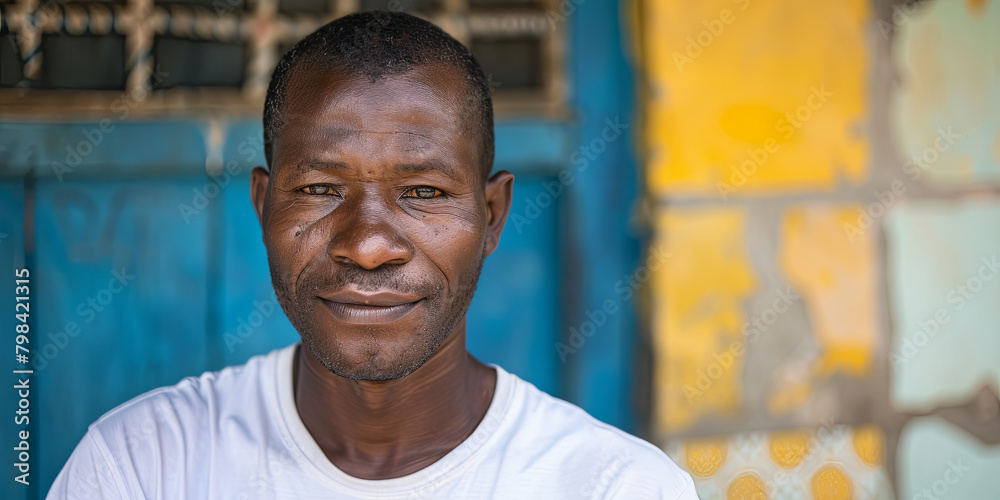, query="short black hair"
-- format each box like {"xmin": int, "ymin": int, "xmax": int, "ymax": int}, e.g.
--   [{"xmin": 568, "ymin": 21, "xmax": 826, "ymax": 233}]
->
[{"xmin": 263, "ymin": 11, "xmax": 495, "ymax": 177}]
